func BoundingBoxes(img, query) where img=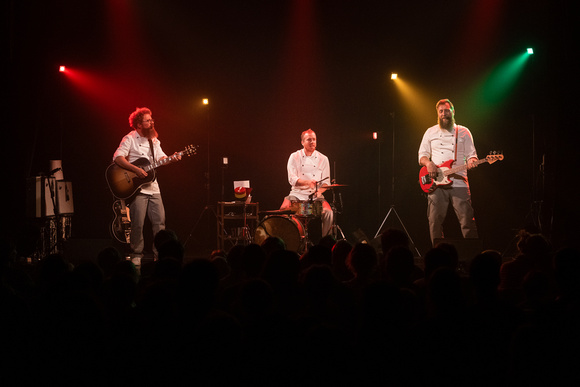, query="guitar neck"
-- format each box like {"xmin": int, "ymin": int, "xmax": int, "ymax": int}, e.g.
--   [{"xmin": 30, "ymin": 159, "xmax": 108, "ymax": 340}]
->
[
  {"xmin": 444, "ymin": 158, "xmax": 489, "ymax": 176},
  {"xmin": 144, "ymin": 151, "xmax": 183, "ymax": 173}
]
